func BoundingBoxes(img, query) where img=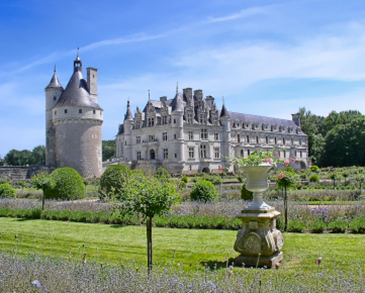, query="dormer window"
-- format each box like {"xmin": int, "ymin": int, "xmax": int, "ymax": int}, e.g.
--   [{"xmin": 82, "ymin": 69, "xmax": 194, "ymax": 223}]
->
[{"xmin": 93, "ymin": 110, "xmax": 96, "ymax": 114}]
